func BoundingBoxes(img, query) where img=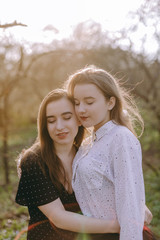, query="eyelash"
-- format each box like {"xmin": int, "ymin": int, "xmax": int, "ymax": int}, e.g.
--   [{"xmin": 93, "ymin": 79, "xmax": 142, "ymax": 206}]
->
[
  {"xmin": 48, "ymin": 120, "xmax": 56, "ymax": 124},
  {"xmin": 64, "ymin": 116, "xmax": 71, "ymax": 120},
  {"xmin": 48, "ymin": 116, "xmax": 71, "ymax": 123},
  {"xmin": 75, "ymin": 102, "xmax": 94, "ymax": 106}
]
